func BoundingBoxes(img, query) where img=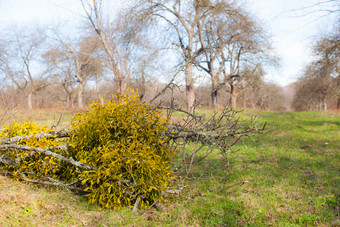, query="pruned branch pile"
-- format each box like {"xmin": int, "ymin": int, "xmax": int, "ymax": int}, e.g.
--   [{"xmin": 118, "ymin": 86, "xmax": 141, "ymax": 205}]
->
[{"xmin": 0, "ymin": 93, "xmax": 267, "ymax": 210}]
